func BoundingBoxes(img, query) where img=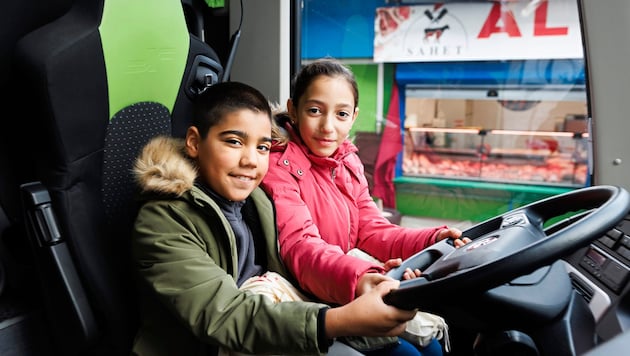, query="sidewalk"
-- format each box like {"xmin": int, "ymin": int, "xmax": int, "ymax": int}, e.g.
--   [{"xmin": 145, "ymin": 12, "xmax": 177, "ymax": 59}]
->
[{"xmin": 400, "ymin": 215, "xmax": 473, "ymax": 231}]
